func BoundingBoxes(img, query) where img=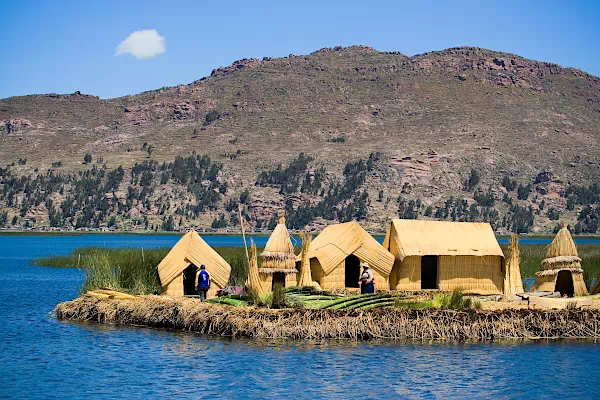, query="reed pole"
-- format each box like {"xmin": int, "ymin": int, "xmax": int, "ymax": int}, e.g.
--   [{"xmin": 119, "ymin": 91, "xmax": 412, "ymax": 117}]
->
[{"xmin": 238, "ymin": 204, "xmax": 249, "ymax": 263}]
